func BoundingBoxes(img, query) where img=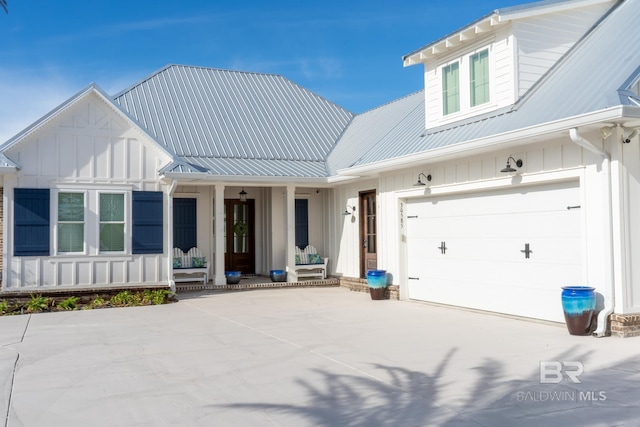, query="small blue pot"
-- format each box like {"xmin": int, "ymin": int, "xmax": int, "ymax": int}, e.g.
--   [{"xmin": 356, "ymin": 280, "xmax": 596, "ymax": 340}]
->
[
  {"xmin": 225, "ymin": 271, "xmax": 241, "ymax": 285},
  {"xmin": 270, "ymin": 270, "xmax": 287, "ymax": 282}
]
